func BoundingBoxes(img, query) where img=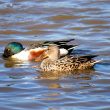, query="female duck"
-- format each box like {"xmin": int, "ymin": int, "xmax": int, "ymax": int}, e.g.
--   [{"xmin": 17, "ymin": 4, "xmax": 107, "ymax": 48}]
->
[{"xmin": 39, "ymin": 45, "xmax": 101, "ymax": 72}]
